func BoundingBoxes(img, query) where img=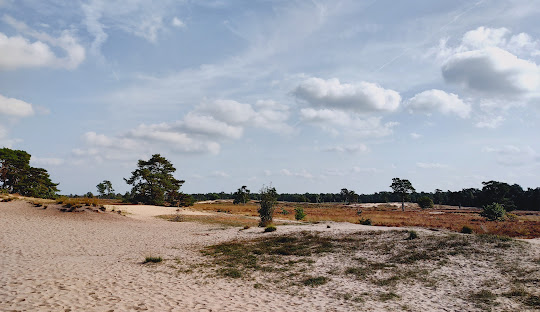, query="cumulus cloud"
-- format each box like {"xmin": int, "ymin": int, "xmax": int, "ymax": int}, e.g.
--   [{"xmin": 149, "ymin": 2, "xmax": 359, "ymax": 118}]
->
[
  {"xmin": 196, "ymin": 99, "xmax": 292, "ymax": 134},
  {"xmin": 407, "ymin": 89, "xmax": 471, "ymax": 118},
  {"xmin": 0, "ymin": 16, "xmax": 85, "ymax": 70},
  {"xmin": 300, "ymin": 108, "xmax": 398, "ymax": 137},
  {"xmin": 75, "ymin": 98, "xmax": 292, "ymax": 159},
  {"xmin": 410, "ymin": 132, "xmax": 422, "ymax": 139},
  {"xmin": 436, "ymin": 27, "xmax": 540, "ymax": 99},
  {"xmin": 0, "ymin": 94, "xmax": 34, "ymax": 117},
  {"xmin": 294, "ymin": 77, "xmax": 401, "ymax": 113}
]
